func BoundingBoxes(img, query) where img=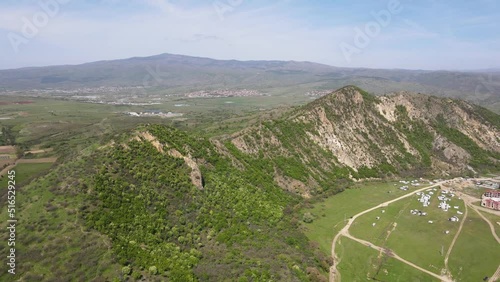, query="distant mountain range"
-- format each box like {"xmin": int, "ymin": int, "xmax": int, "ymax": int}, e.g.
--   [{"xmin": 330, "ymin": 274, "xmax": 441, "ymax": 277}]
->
[{"xmin": 0, "ymin": 53, "xmax": 499, "ymax": 110}]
